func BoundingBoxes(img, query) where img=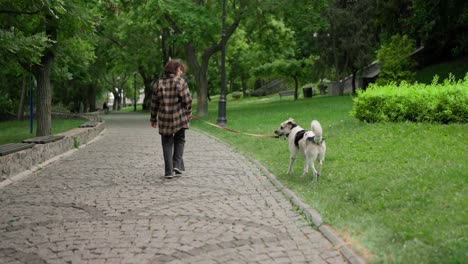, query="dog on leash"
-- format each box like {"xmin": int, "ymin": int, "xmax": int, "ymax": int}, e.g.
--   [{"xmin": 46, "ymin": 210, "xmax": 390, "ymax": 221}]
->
[{"xmin": 274, "ymin": 118, "xmax": 326, "ymax": 181}]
